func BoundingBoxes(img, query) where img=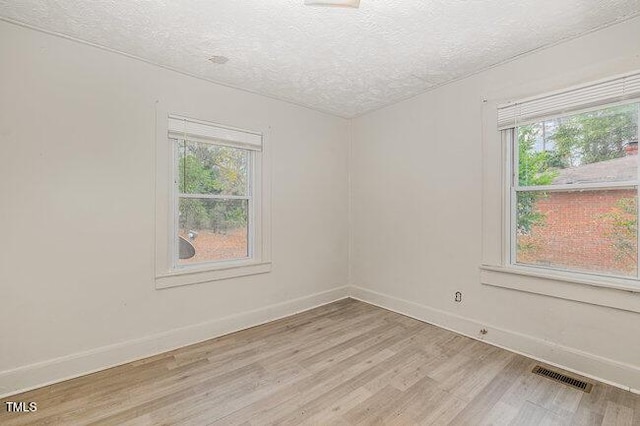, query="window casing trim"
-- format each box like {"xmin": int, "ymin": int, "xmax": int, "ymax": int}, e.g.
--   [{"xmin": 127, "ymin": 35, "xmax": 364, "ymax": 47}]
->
[
  {"xmin": 154, "ymin": 104, "xmax": 271, "ymax": 289},
  {"xmin": 156, "ymin": 261, "xmax": 272, "ymax": 290},
  {"xmin": 502, "ymin": 105, "xmax": 640, "ymax": 280},
  {"xmin": 479, "ymin": 265, "xmax": 640, "ymax": 314},
  {"xmin": 481, "ymin": 263, "xmax": 640, "ymax": 293},
  {"xmin": 481, "ymin": 84, "xmax": 640, "ymax": 310}
]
